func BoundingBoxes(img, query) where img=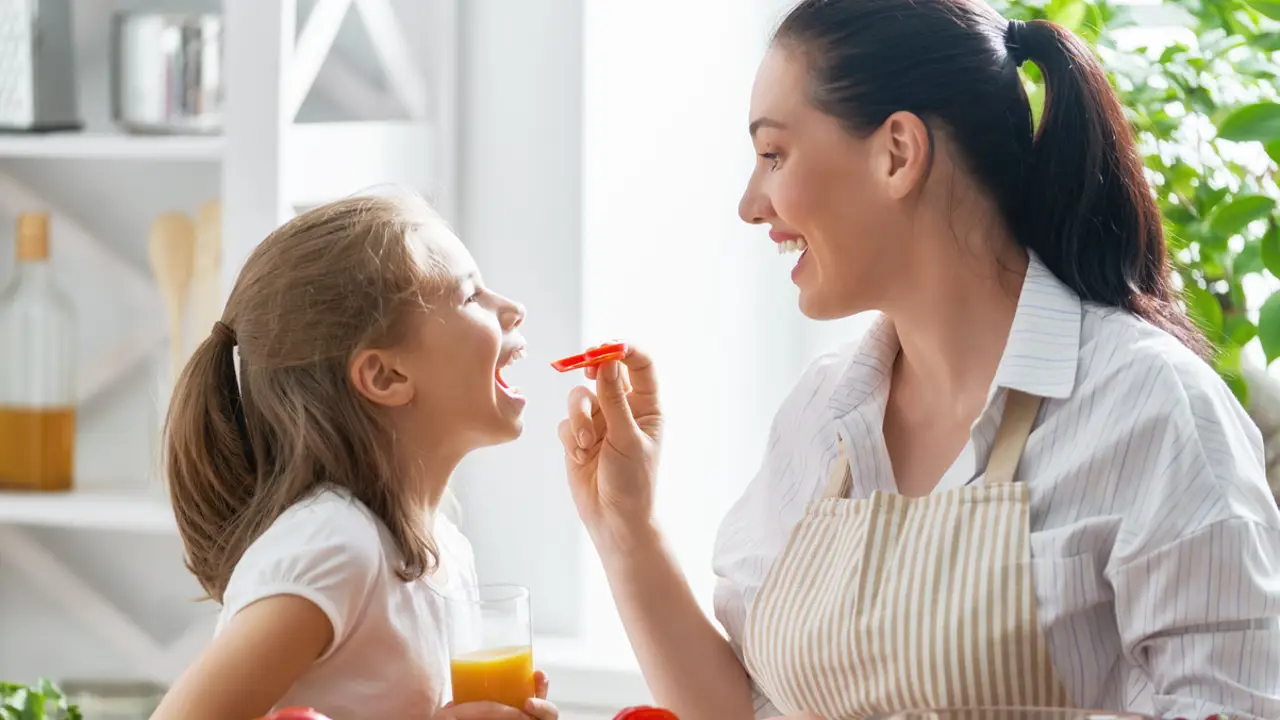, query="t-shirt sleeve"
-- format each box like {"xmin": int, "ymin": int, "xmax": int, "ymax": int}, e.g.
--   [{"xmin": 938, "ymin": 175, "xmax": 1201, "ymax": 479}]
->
[{"xmin": 221, "ymin": 496, "xmax": 385, "ymax": 661}]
